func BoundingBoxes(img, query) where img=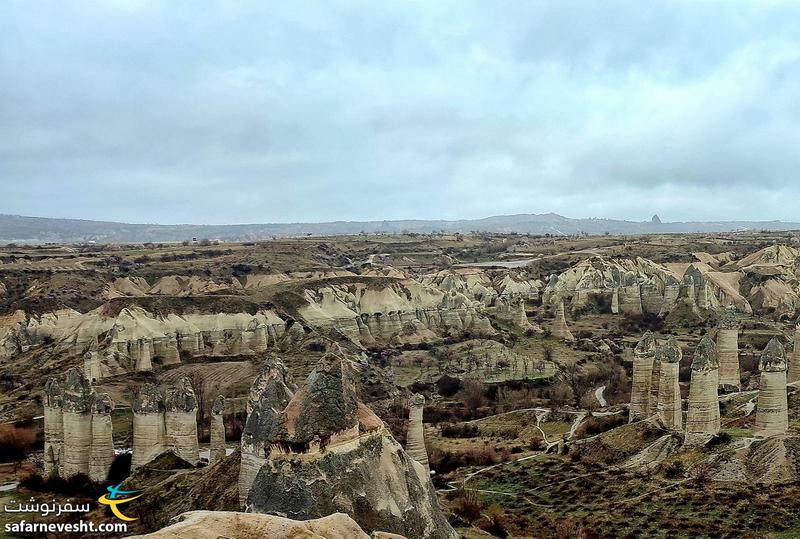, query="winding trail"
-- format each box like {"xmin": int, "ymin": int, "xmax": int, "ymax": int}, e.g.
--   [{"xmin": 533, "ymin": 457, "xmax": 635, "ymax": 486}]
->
[{"xmin": 594, "ymin": 385, "xmax": 607, "ymax": 407}]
